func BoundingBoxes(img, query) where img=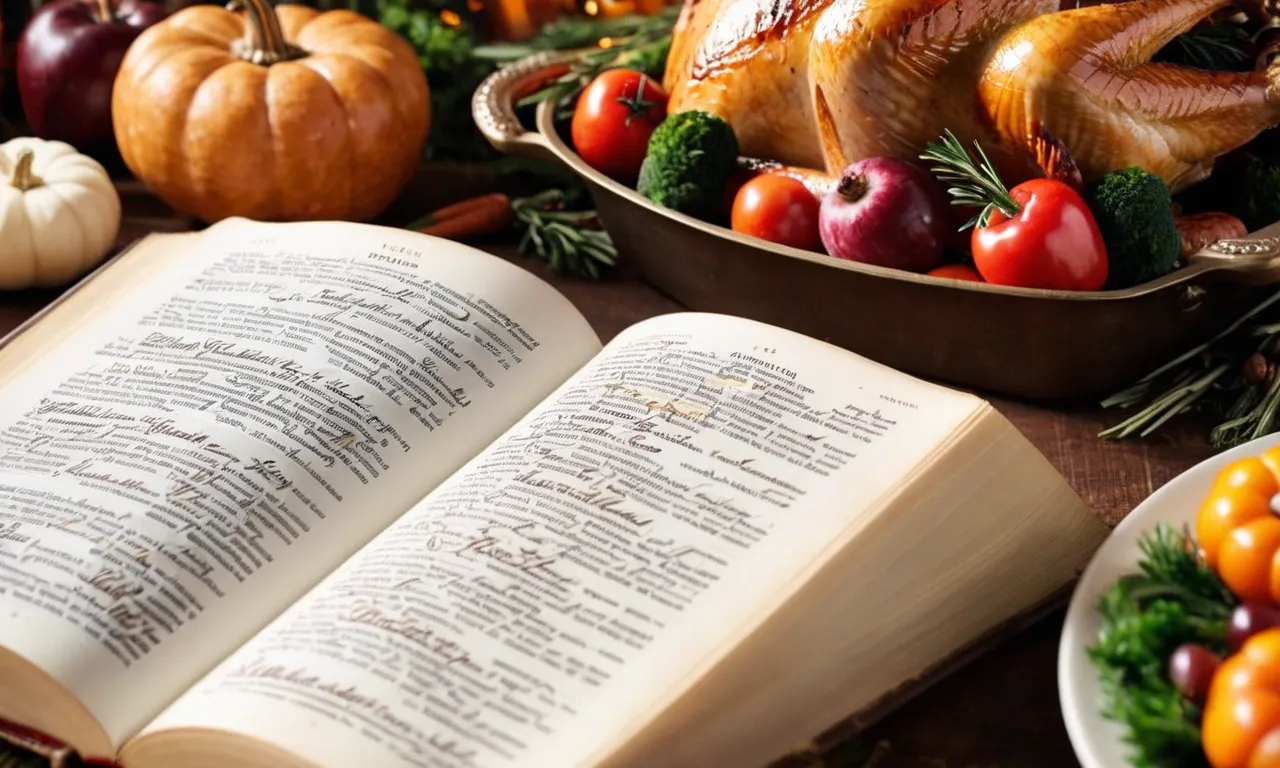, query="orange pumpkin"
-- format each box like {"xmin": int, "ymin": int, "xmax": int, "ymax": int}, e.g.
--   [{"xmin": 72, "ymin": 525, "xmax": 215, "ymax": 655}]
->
[
  {"xmin": 1196, "ymin": 447, "xmax": 1280, "ymax": 604},
  {"xmin": 111, "ymin": 0, "xmax": 429, "ymax": 224},
  {"xmin": 1203, "ymin": 628, "xmax": 1280, "ymax": 768}
]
